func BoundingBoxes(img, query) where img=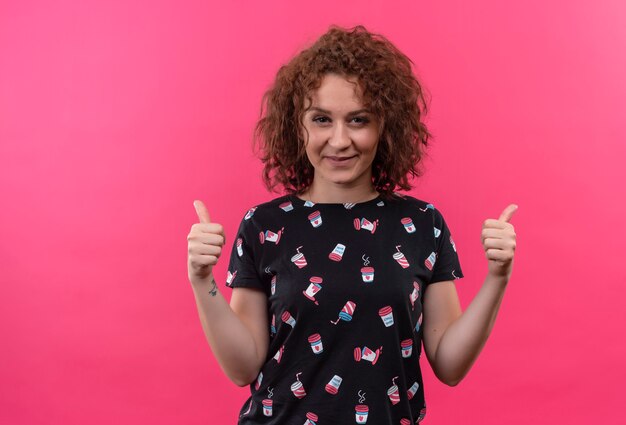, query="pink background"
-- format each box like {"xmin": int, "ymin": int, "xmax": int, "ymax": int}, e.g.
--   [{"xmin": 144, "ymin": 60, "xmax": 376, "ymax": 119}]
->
[{"xmin": 1, "ymin": 1, "xmax": 625, "ymax": 424}]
